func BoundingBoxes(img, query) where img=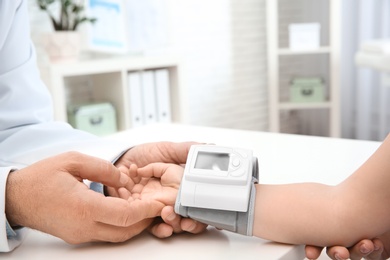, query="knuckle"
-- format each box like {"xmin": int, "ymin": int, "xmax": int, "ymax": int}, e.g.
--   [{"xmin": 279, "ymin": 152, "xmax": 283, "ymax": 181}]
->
[
  {"xmin": 62, "ymin": 151, "xmax": 84, "ymax": 167},
  {"xmin": 63, "ymin": 151, "xmax": 83, "ymax": 160}
]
